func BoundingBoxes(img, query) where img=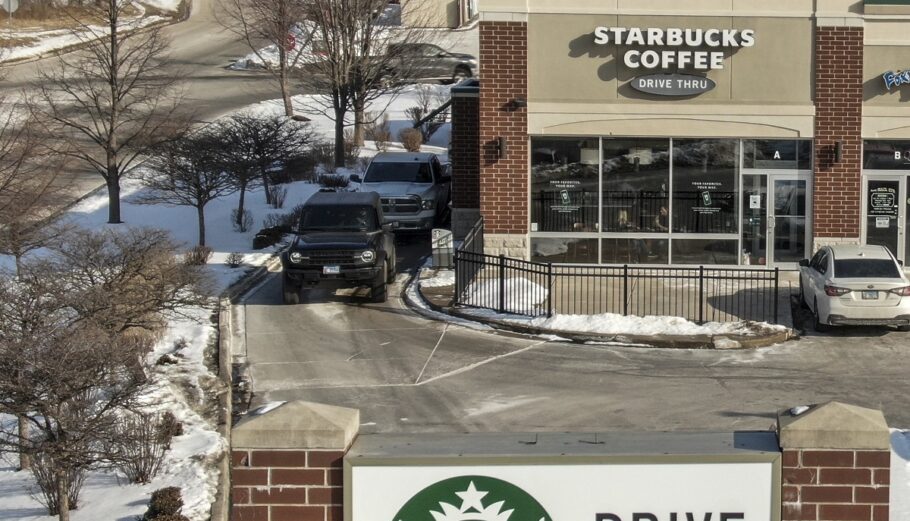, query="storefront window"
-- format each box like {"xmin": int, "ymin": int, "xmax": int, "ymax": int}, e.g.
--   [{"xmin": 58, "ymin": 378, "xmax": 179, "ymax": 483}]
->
[
  {"xmin": 531, "ymin": 238, "xmax": 599, "ymax": 264},
  {"xmin": 672, "ymin": 139, "xmax": 739, "ymax": 234},
  {"xmin": 530, "ymin": 138, "xmax": 600, "ymax": 232},
  {"xmin": 864, "ymin": 140, "xmax": 910, "ymax": 170},
  {"xmin": 744, "ymin": 140, "xmax": 812, "ymax": 170},
  {"xmin": 671, "ymin": 239, "xmax": 738, "ymax": 265},
  {"xmin": 602, "ymin": 238, "xmax": 668, "ymax": 264},
  {"xmin": 602, "ymin": 139, "xmax": 670, "ymax": 233}
]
